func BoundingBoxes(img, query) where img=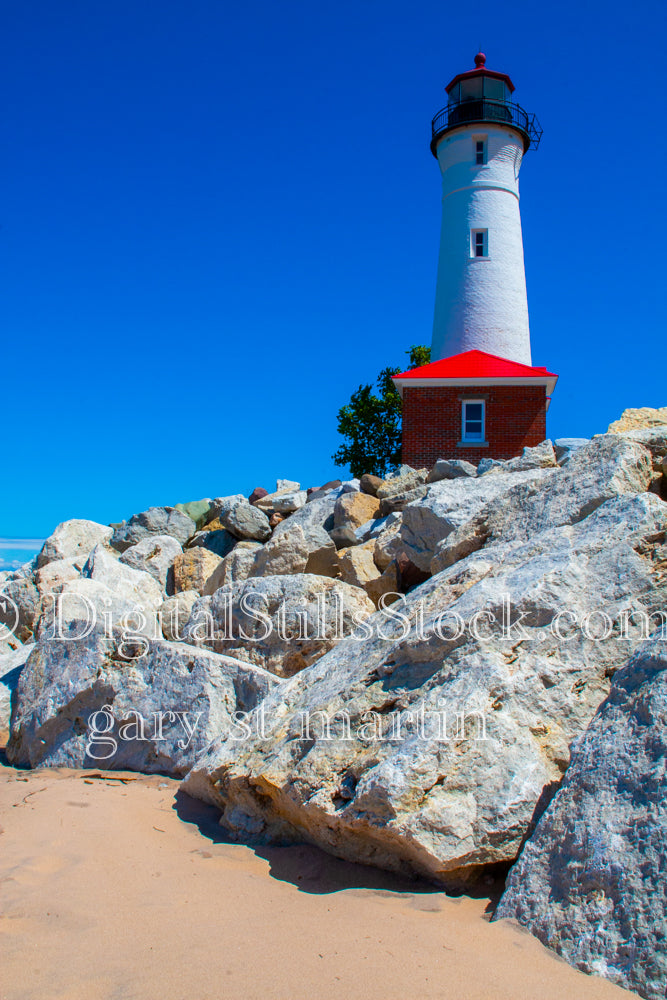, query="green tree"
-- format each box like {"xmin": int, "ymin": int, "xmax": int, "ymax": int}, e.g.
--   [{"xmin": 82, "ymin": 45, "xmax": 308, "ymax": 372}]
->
[{"xmin": 332, "ymin": 345, "xmax": 431, "ymax": 478}]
